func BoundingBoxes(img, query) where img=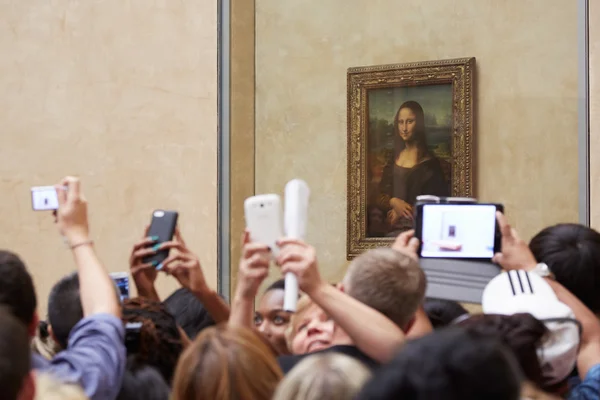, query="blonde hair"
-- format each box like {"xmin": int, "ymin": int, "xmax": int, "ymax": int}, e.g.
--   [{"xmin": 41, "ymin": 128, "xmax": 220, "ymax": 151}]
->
[
  {"xmin": 273, "ymin": 353, "xmax": 372, "ymax": 400},
  {"xmin": 285, "ymin": 295, "xmax": 314, "ymax": 351},
  {"xmin": 35, "ymin": 373, "xmax": 87, "ymax": 400},
  {"xmin": 172, "ymin": 324, "xmax": 283, "ymax": 400}
]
